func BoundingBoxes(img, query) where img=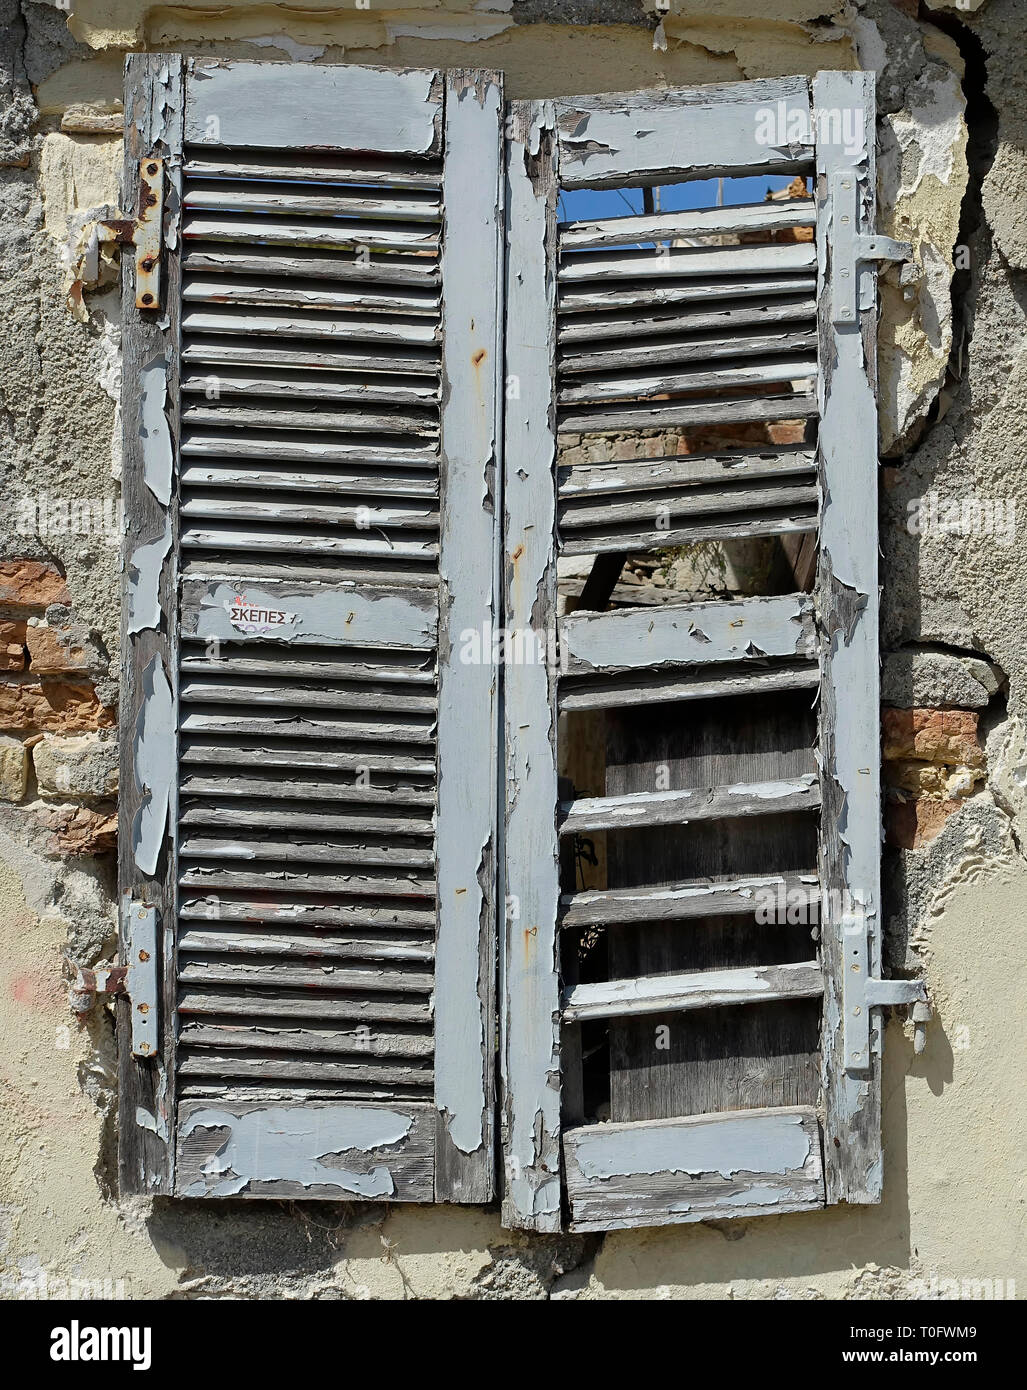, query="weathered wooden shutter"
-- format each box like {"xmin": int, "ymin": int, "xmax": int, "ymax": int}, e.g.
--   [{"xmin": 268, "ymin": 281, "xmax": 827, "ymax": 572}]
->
[
  {"xmin": 119, "ymin": 58, "xmax": 503, "ymax": 1201},
  {"xmin": 502, "ymin": 74, "xmax": 910, "ymax": 1231}
]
